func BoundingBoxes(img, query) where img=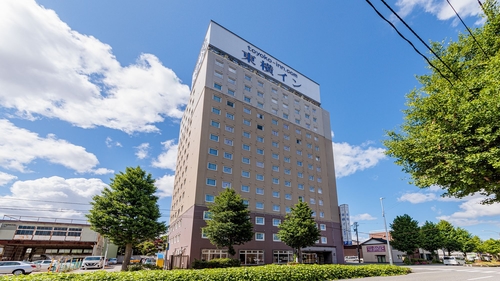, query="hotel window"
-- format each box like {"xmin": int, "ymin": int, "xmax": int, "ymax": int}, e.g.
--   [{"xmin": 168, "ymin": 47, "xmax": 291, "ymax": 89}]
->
[
  {"xmin": 272, "ymin": 178, "xmax": 279, "ymax": 184},
  {"xmin": 256, "ymin": 161, "xmax": 264, "ymax": 168},
  {"xmin": 257, "ymin": 102, "xmax": 264, "ymax": 109},
  {"xmin": 243, "ymin": 119, "xmax": 251, "ymax": 126},
  {"xmin": 272, "ymin": 130, "xmax": 279, "ymax": 136},
  {"xmin": 224, "ymin": 138, "xmax": 233, "ymax": 146},
  {"xmin": 321, "ymin": 237, "xmax": 327, "ymax": 244},
  {"xmin": 272, "ymin": 153, "xmax": 279, "ymax": 159},
  {"xmin": 285, "ymin": 193, "xmax": 292, "ymax": 200},
  {"xmin": 256, "ymin": 202, "xmax": 264, "ymax": 209},
  {"xmin": 283, "ymin": 103, "xmax": 288, "ymax": 109},
  {"xmin": 255, "ymin": 233, "xmax": 265, "ymax": 241},
  {"xmin": 272, "ymin": 119, "xmax": 278, "ymax": 125},
  {"xmin": 214, "ymin": 71, "xmax": 223, "ymax": 79},
  {"xmin": 256, "ymin": 188, "xmax": 264, "ymax": 195},
  {"xmin": 298, "ymin": 172, "xmax": 303, "ymax": 178},
  {"xmin": 272, "ymin": 108, "xmax": 278, "ymax": 114},
  {"xmin": 207, "ymin": 163, "xmax": 217, "ymax": 170},
  {"xmin": 317, "ymin": 167, "xmax": 321, "ymax": 172},
  {"xmin": 214, "ymin": 83, "xmax": 222, "ymax": 90},
  {"xmin": 272, "ymin": 218, "xmax": 281, "ymax": 226},
  {"xmin": 320, "ymin": 224, "xmax": 326, "ymax": 231},
  {"xmin": 320, "ymin": 212, "xmax": 325, "ymax": 218},
  {"xmin": 312, "ymin": 212, "xmax": 316, "ymax": 217},
  {"xmin": 273, "ymin": 205, "xmax": 280, "ymax": 212},
  {"xmin": 228, "ymin": 66, "xmax": 236, "ymax": 73},
  {"xmin": 258, "ymin": 81, "xmax": 264, "ymax": 87},
  {"xmin": 209, "ymin": 148, "xmax": 218, "ymax": 156},
  {"xmin": 243, "ymin": 200, "xmax": 249, "ymax": 206},
  {"xmin": 203, "ymin": 211, "xmax": 212, "ymax": 220},
  {"xmin": 317, "ymin": 177, "xmax": 322, "ymax": 183},
  {"xmin": 295, "ymin": 119, "xmax": 300, "ymax": 124},
  {"xmin": 284, "ymin": 134, "xmax": 290, "ymax": 140},
  {"xmin": 227, "ymin": 89, "xmax": 235, "ymax": 96},
  {"xmin": 314, "ymin": 136, "xmax": 319, "ymax": 141},
  {"xmin": 283, "ymin": 113, "xmax": 288, "ymax": 119},
  {"xmin": 256, "ymin": 174, "xmax": 264, "ymax": 181},
  {"xmin": 206, "ymin": 178, "xmax": 216, "ymax": 186},
  {"xmin": 243, "ymin": 131, "xmax": 251, "ymax": 138},
  {"xmin": 211, "ymin": 120, "xmax": 220, "ymax": 128},
  {"xmin": 306, "ymin": 133, "xmax": 311, "ymax": 138},
  {"xmin": 241, "ymin": 185, "xmax": 250, "ymax": 192},
  {"xmin": 283, "ymin": 124, "xmax": 289, "ymax": 130},
  {"xmin": 312, "ymin": 108, "xmax": 317, "ymax": 113},
  {"xmin": 284, "ymin": 157, "xmax": 291, "ymax": 163},
  {"xmin": 224, "ymin": 152, "xmax": 233, "ymax": 159},
  {"xmin": 242, "ymin": 170, "xmax": 250, "ymax": 178},
  {"xmin": 284, "ymin": 145, "xmax": 290, "ymax": 151},
  {"xmin": 294, "ymin": 109, "xmax": 300, "ymax": 114},
  {"xmin": 318, "ymin": 188, "xmax": 323, "ymax": 194},
  {"xmin": 285, "ymin": 181, "xmax": 291, "ymax": 187},
  {"xmin": 244, "ymin": 107, "xmax": 251, "ymax": 114},
  {"xmin": 283, "ymin": 94, "xmax": 288, "ymax": 99},
  {"xmin": 308, "ymin": 164, "xmax": 313, "ymax": 170},
  {"xmin": 215, "ymin": 60, "xmax": 224, "ymax": 67},
  {"xmin": 225, "ymin": 125, "xmax": 234, "ymax": 132},
  {"xmin": 257, "ymin": 91, "xmax": 264, "ymax": 98},
  {"xmin": 297, "ymin": 161, "xmax": 303, "ymax": 166},
  {"xmin": 205, "ymin": 194, "xmax": 215, "ymax": 202},
  {"xmin": 257, "ymin": 136, "xmax": 264, "ymax": 143},
  {"xmin": 316, "ymin": 156, "xmax": 320, "ymax": 162},
  {"xmin": 313, "ymin": 117, "xmax": 317, "ymax": 122},
  {"xmin": 209, "ymin": 134, "xmax": 219, "ymax": 142},
  {"xmin": 286, "ymin": 207, "xmax": 291, "ymax": 213},
  {"xmin": 228, "ymin": 77, "xmax": 236, "ymax": 84},
  {"xmin": 307, "ymin": 143, "xmax": 312, "ymax": 148},
  {"xmin": 272, "ymin": 166, "xmax": 279, "ymax": 172},
  {"xmin": 272, "ymin": 191, "xmax": 280, "ymax": 198},
  {"xmin": 284, "ymin": 169, "xmax": 291, "ymax": 175},
  {"xmin": 310, "ymin": 198, "xmax": 316, "ymax": 204},
  {"xmin": 272, "ymin": 88, "xmax": 277, "ymax": 94},
  {"xmin": 223, "ymin": 166, "xmax": 232, "ymax": 174},
  {"xmin": 242, "ymin": 157, "xmax": 250, "ymax": 164},
  {"xmin": 298, "ymin": 184, "xmax": 304, "ymax": 190},
  {"xmin": 299, "ymin": 196, "xmax": 304, "ymax": 201},
  {"xmin": 222, "ymin": 181, "xmax": 231, "ymax": 189},
  {"xmin": 245, "ymin": 74, "xmax": 251, "ymax": 81},
  {"xmin": 296, "ymin": 139, "xmax": 302, "ymax": 144},
  {"xmin": 257, "ymin": 124, "xmax": 264, "ymax": 130},
  {"xmin": 242, "ymin": 144, "xmax": 250, "ymax": 151},
  {"xmin": 213, "ymin": 95, "xmax": 221, "ymax": 102},
  {"xmin": 227, "ymin": 100, "xmax": 234, "ymax": 107},
  {"xmin": 309, "ymin": 186, "xmax": 315, "ymax": 192},
  {"xmin": 272, "ymin": 98, "xmax": 278, "ymax": 104},
  {"xmin": 315, "ymin": 146, "xmax": 320, "ymax": 151},
  {"xmin": 244, "ymin": 85, "xmax": 251, "ymax": 92},
  {"xmin": 273, "ymin": 234, "xmax": 281, "ymax": 242},
  {"xmin": 296, "ymin": 129, "xmax": 301, "ymax": 134},
  {"xmin": 319, "ymin": 200, "xmax": 323, "ymax": 206},
  {"xmin": 244, "ymin": 96, "xmax": 251, "ymax": 103},
  {"xmin": 226, "ymin": 113, "xmax": 234, "ymax": 120},
  {"xmin": 297, "ymin": 150, "xmax": 302, "ymax": 155},
  {"xmin": 257, "ymin": 113, "xmax": 264, "ymax": 119},
  {"xmin": 255, "ymin": 217, "xmax": 264, "ymax": 225},
  {"xmin": 307, "ymin": 153, "xmax": 313, "ymax": 159},
  {"xmin": 305, "ymin": 113, "xmax": 310, "ymax": 119},
  {"xmin": 272, "ymin": 142, "xmax": 279, "ymax": 148}
]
